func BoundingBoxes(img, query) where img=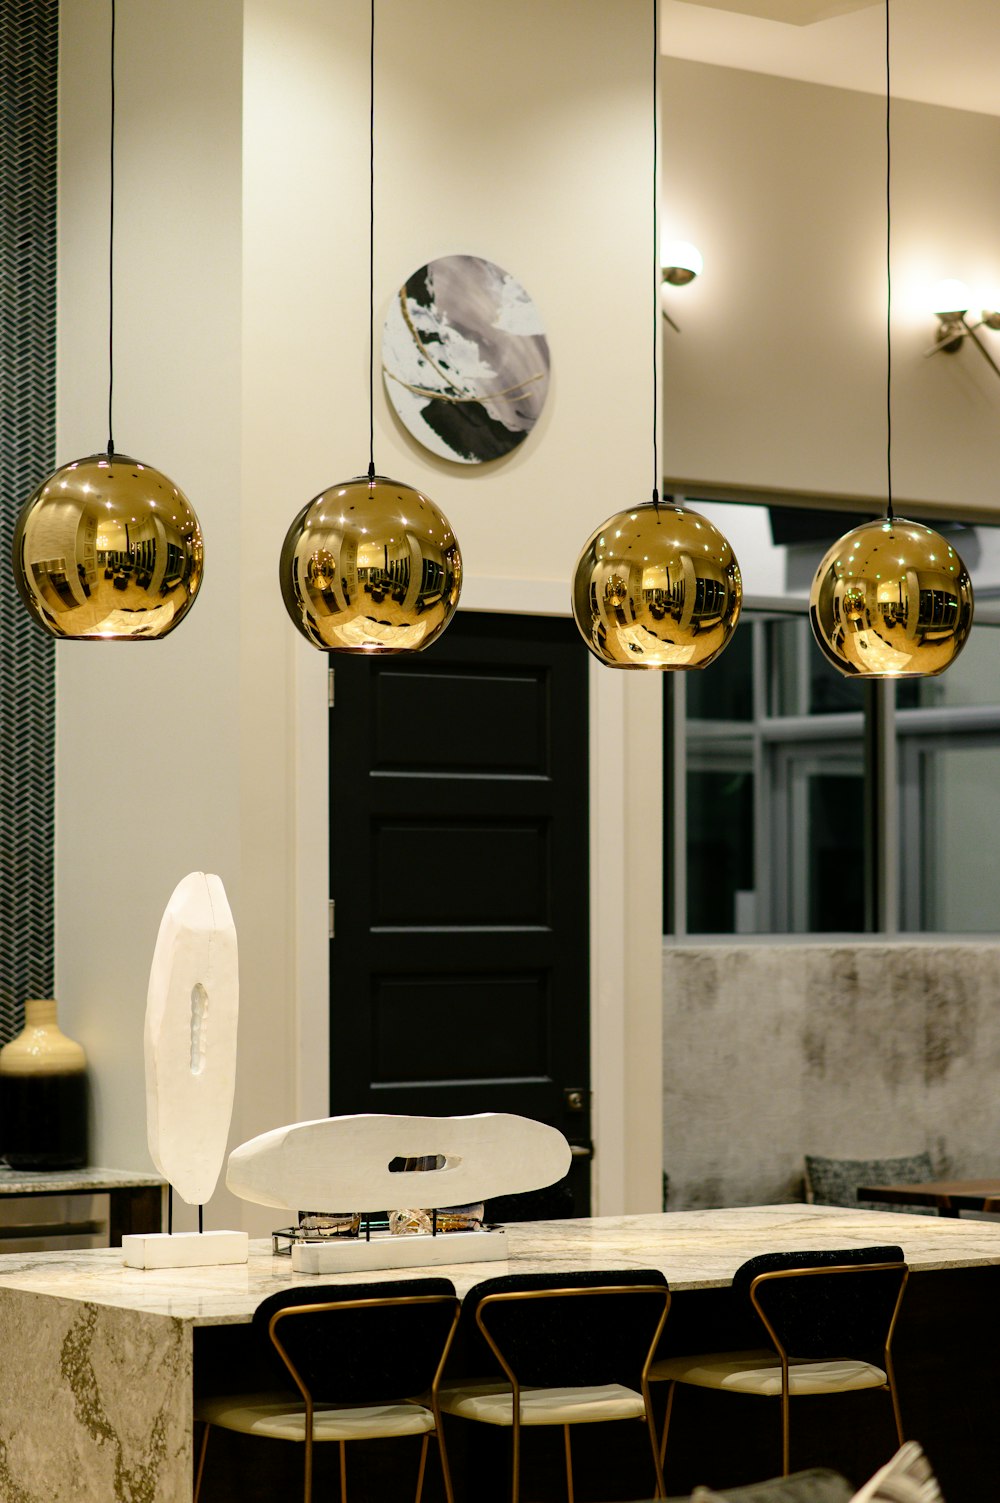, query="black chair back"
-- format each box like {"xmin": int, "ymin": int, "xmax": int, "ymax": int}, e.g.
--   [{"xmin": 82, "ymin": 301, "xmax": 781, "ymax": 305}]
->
[
  {"xmin": 252, "ymin": 1277, "xmax": 458, "ymax": 1405},
  {"xmin": 465, "ymin": 1268, "xmax": 670, "ymax": 1390},
  {"xmin": 732, "ymin": 1245, "xmax": 906, "ymax": 1361}
]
